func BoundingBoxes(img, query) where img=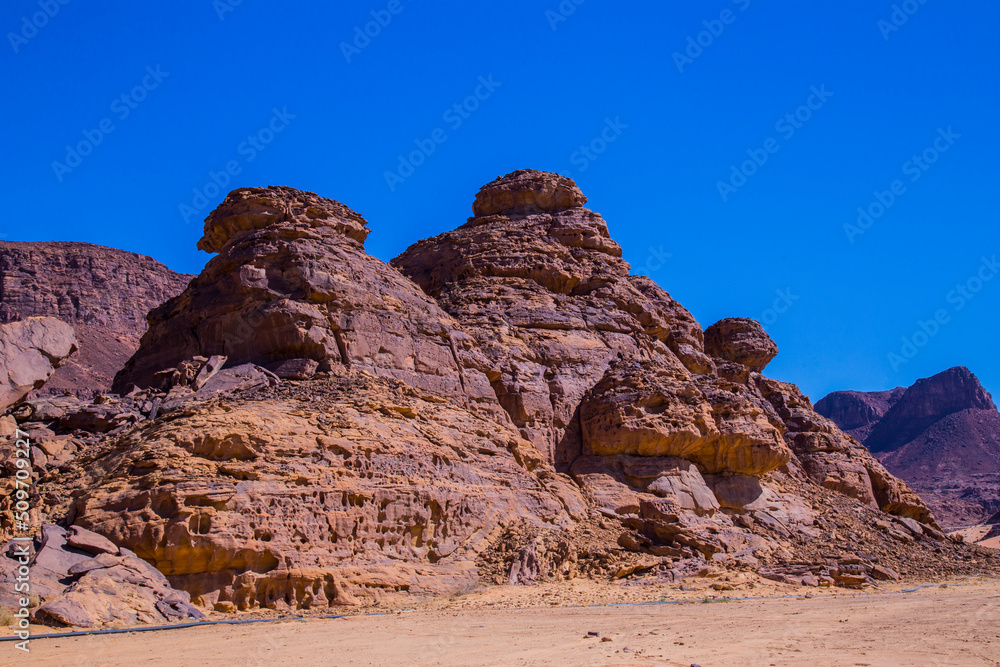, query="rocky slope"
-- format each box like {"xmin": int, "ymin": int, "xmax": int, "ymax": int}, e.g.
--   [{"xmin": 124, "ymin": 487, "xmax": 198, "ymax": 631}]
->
[
  {"xmin": 6, "ymin": 173, "xmax": 998, "ymax": 625},
  {"xmin": 0, "ymin": 241, "xmax": 192, "ymax": 396},
  {"xmin": 817, "ymin": 367, "xmax": 1000, "ymax": 527}
]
